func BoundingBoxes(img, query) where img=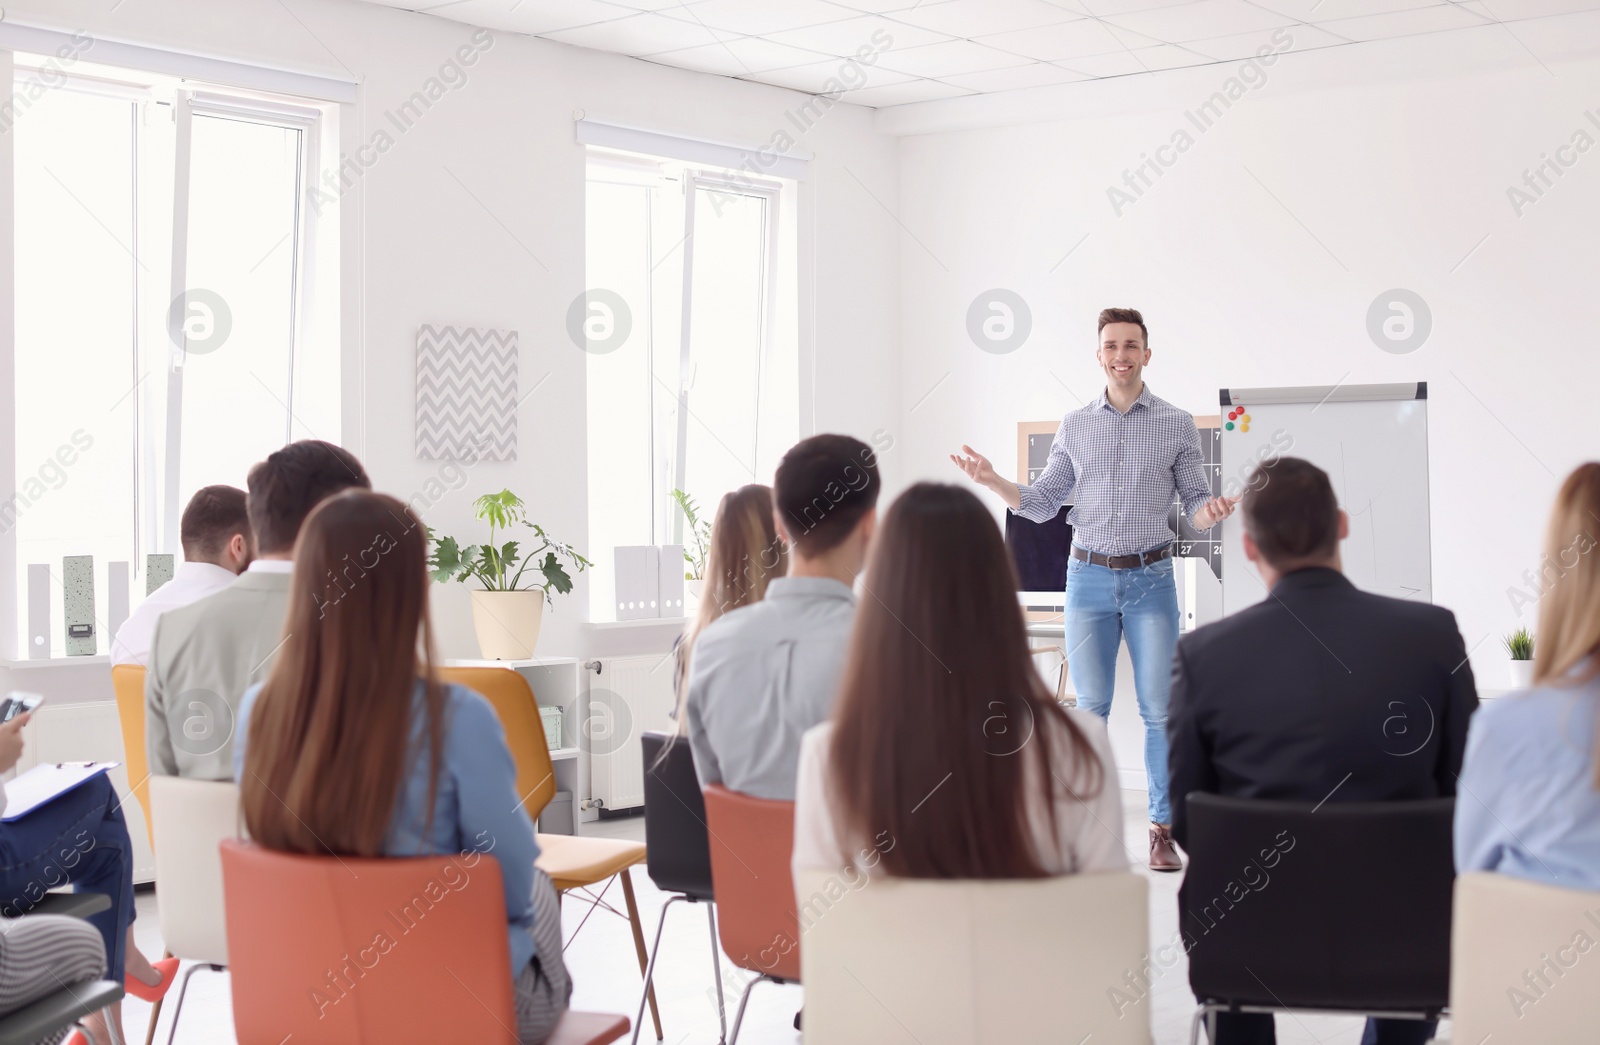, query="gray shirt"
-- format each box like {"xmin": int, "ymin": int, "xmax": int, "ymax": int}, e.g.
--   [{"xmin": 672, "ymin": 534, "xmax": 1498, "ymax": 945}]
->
[
  {"xmin": 684, "ymin": 576, "xmax": 856, "ymax": 800},
  {"xmin": 147, "ymin": 569, "xmax": 292, "ymax": 781}
]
